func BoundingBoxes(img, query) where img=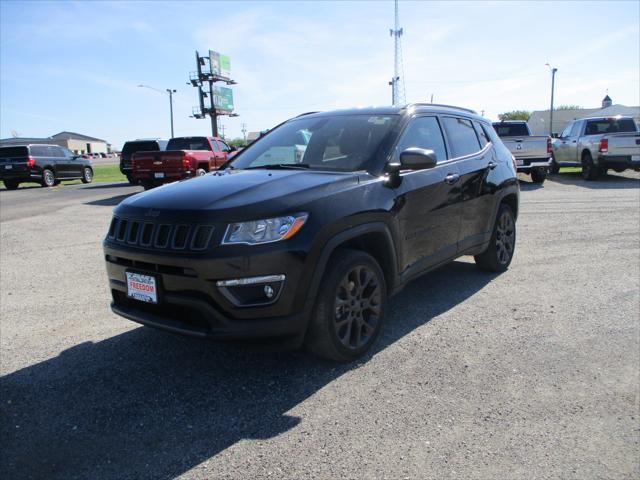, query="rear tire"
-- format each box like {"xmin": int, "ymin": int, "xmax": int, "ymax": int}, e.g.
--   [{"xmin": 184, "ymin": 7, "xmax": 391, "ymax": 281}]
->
[
  {"xmin": 81, "ymin": 167, "xmax": 93, "ymax": 184},
  {"xmin": 474, "ymin": 204, "xmax": 516, "ymax": 272},
  {"xmin": 581, "ymin": 152, "xmax": 599, "ymax": 181},
  {"xmin": 41, "ymin": 168, "xmax": 56, "ymax": 187},
  {"xmin": 3, "ymin": 180, "xmax": 19, "ymax": 190},
  {"xmin": 305, "ymin": 249, "xmax": 387, "ymax": 362},
  {"xmin": 196, "ymin": 168, "xmax": 207, "ymax": 176},
  {"xmin": 142, "ymin": 181, "xmax": 155, "ymax": 191},
  {"xmin": 531, "ymin": 168, "xmax": 547, "ymax": 184},
  {"xmin": 126, "ymin": 174, "xmax": 137, "ymax": 185}
]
